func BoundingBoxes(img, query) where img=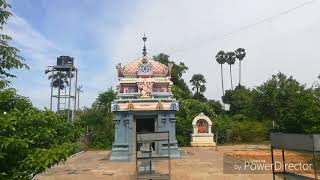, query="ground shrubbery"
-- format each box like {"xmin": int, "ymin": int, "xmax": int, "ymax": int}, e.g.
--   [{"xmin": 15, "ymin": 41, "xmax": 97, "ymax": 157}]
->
[
  {"xmin": 77, "ymin": 89, "xmax": 116, "ymax": 149},
  {"xmin": 214, "ymin": 116, "xmax": 271, "ymax": 144},
  {"xmin": 0, "ymin": 2, "xmax": 84, "ymax": 178},
  {"xmin": 154, "ymin": 55, "xmax": 320, "ymax": 146},
  {"xmin": 0, "ymin": 89, "xmax": 82, "ymax": 179}
]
